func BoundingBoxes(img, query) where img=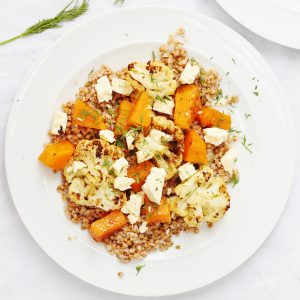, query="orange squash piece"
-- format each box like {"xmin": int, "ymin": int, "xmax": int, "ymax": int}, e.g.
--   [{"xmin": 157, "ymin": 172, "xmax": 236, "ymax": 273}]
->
[
  {"xmin": 144, "ymin": 197, "xmax": 171, "ymax": 224},
  {"xmin": 72, "ymin": 100, "xmax": 106, "ymax": 130},
  {"xmin": 197, "ymin": 107, "xmax": 231, "ymax": 130},
  {"xmin": 127, "ymin": 91, "xmax": 152, "ymax": 129},
  {"xmin": 89, "ymin": 210, "xmax": 128, "ymax": 242},
  {"xmin": 174, "ymin": 84, "xmax": 201, "ymax": 130},
  {"xmin": 114, "ymin": 100, "xmax": 134, "ymax": 136},
  {"xmin": 38, "ymin": 140, "xmax": 75, "ymax": 170},
  {"xmin": 127, "ymin": 161, "xmax": 154, "ymax": 192},
  {"xmin": 183, "ymin": 129, "xmax": 207, "ymax": 164}
]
